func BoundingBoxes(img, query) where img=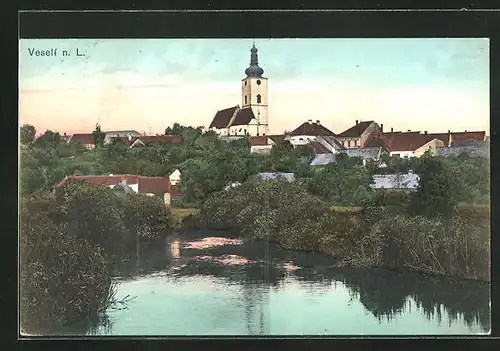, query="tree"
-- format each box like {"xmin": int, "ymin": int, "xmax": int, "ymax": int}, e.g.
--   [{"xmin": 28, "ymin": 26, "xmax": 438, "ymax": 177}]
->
[
  {"xmin": 408, "ymin": 152, "xmax": 457, "ymax": 218},
  {"xmin": 92, "ymin": 123, "xmax": 106, "ymax": 148},
  {"xmin": 32, "ymin": 130, "xmax": 61, "ymax": 149},
  {"xmin": 20, "ymin": 124, "xmax": 36, "ymax": 144}
]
